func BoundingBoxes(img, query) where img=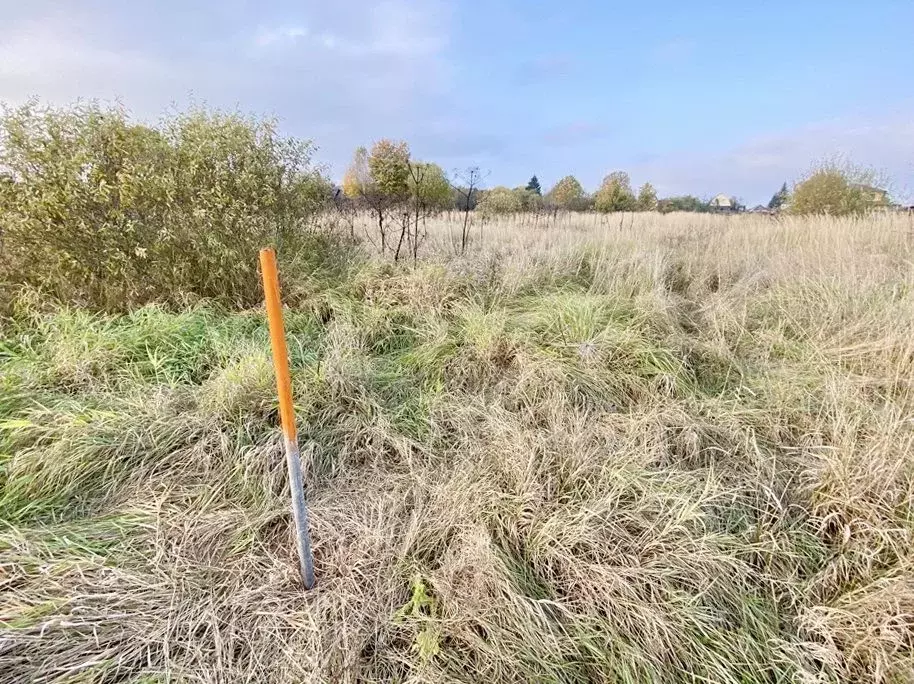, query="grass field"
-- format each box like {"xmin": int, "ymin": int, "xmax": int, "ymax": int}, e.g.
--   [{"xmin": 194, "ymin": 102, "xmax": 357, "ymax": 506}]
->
[{"xmin": 2, "ymin": 211, "xmax": 913, "ymax": 682}]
